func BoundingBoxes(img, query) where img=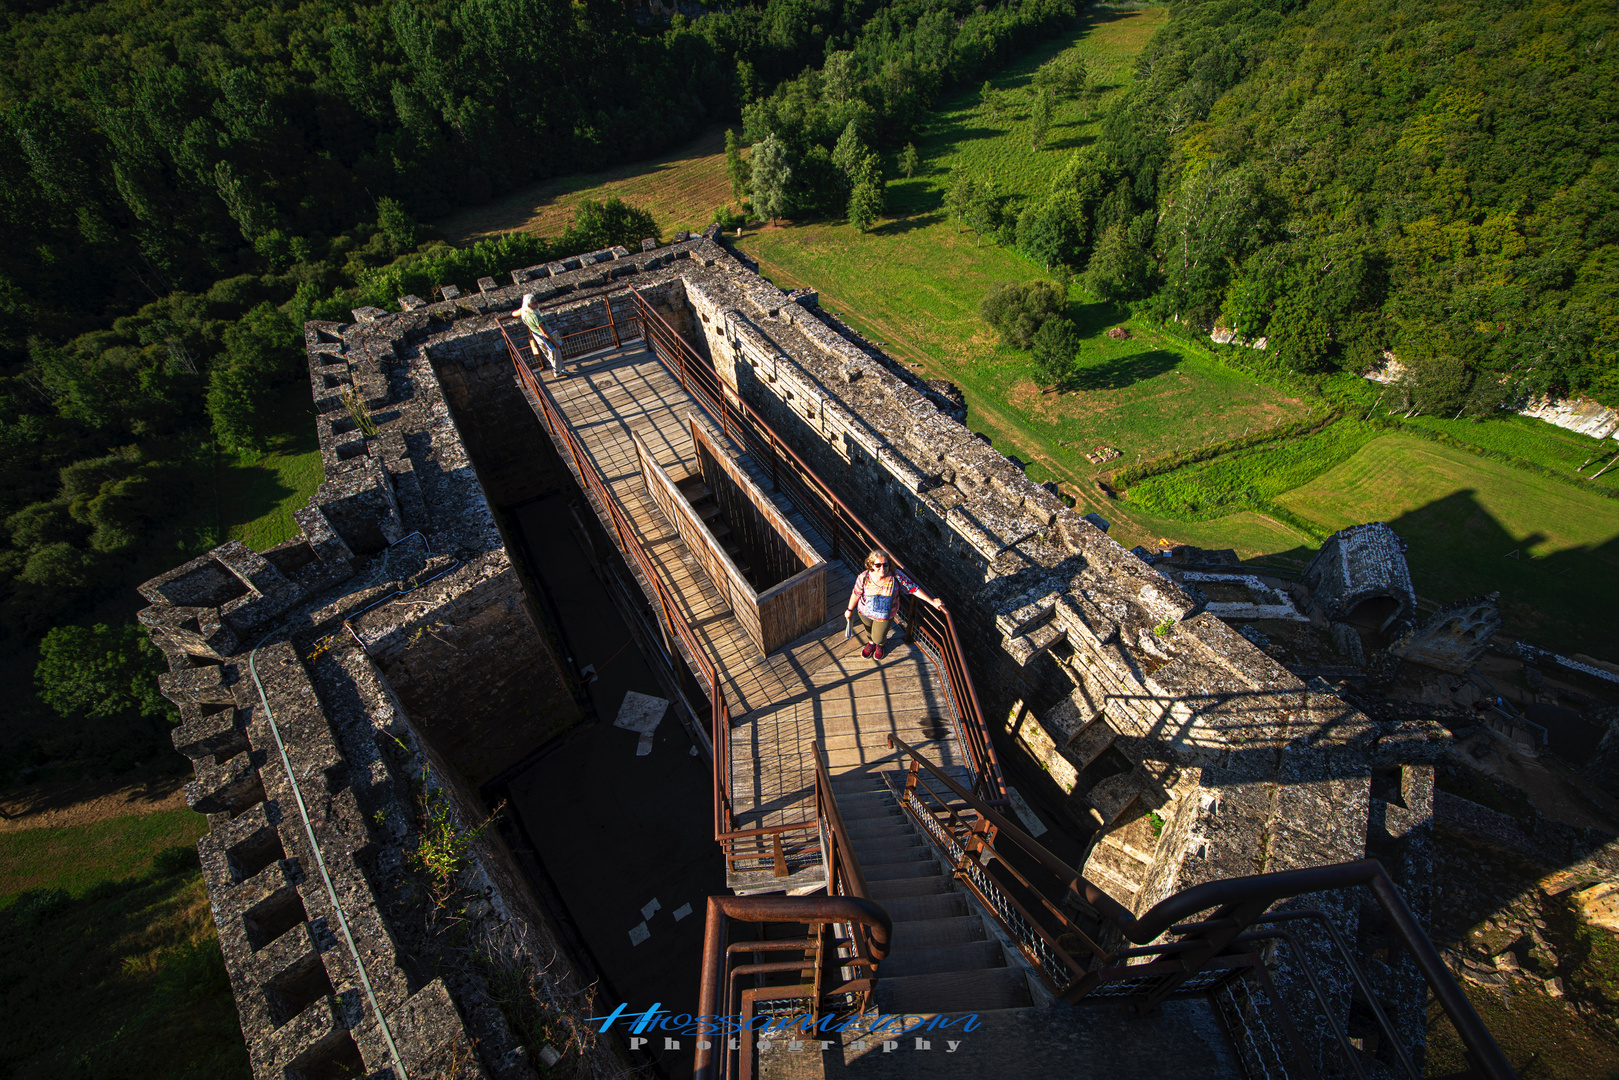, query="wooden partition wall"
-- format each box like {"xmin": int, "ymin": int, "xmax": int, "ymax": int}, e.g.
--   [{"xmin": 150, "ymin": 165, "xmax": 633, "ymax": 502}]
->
[{"xmin": 634, "ymin": 420, "xmax": 827, "ymax": 656}]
